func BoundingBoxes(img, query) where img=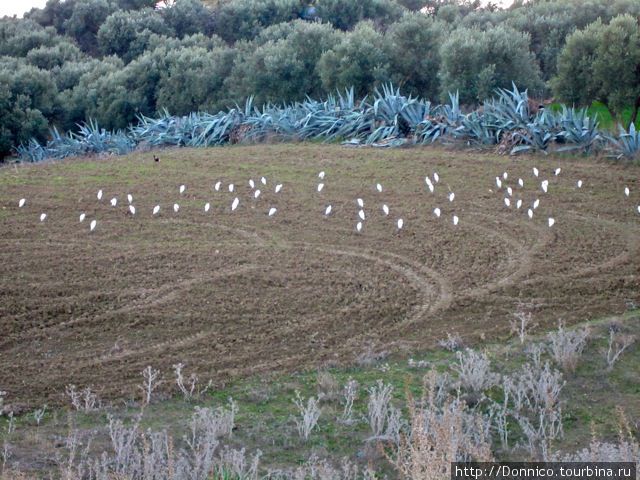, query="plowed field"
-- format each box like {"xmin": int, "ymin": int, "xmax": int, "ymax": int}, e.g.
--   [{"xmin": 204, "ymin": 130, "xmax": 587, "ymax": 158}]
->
[{"xmin": 1, "ymin": 145, "xmax": 638, "ymax": 407}]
